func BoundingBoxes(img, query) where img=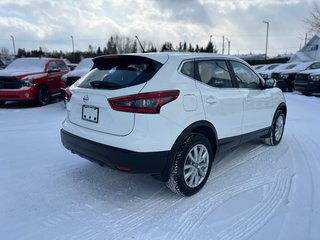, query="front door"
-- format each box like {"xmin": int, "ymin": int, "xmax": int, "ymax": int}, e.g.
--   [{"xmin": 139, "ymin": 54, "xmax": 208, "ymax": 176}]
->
[{"xmin": 229, "ymin": 61, "xmax": 274, "ymax": 135}]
